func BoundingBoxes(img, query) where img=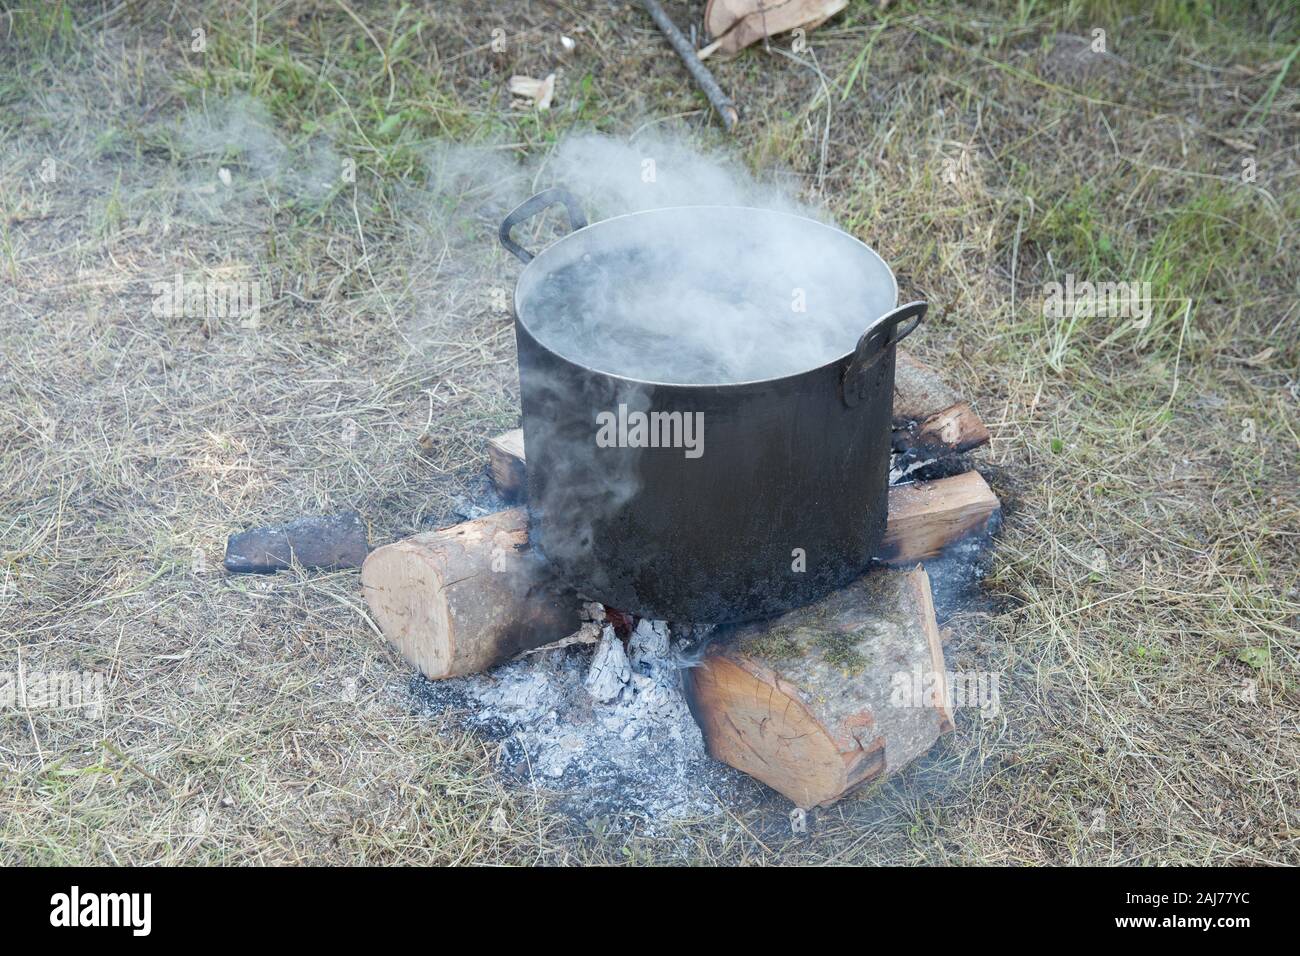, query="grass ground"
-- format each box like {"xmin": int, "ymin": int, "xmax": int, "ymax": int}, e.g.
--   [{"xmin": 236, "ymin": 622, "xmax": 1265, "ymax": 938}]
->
[{"xmin": 0, "ymin": 0, "xmax": 1296, "ymax": 864}]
